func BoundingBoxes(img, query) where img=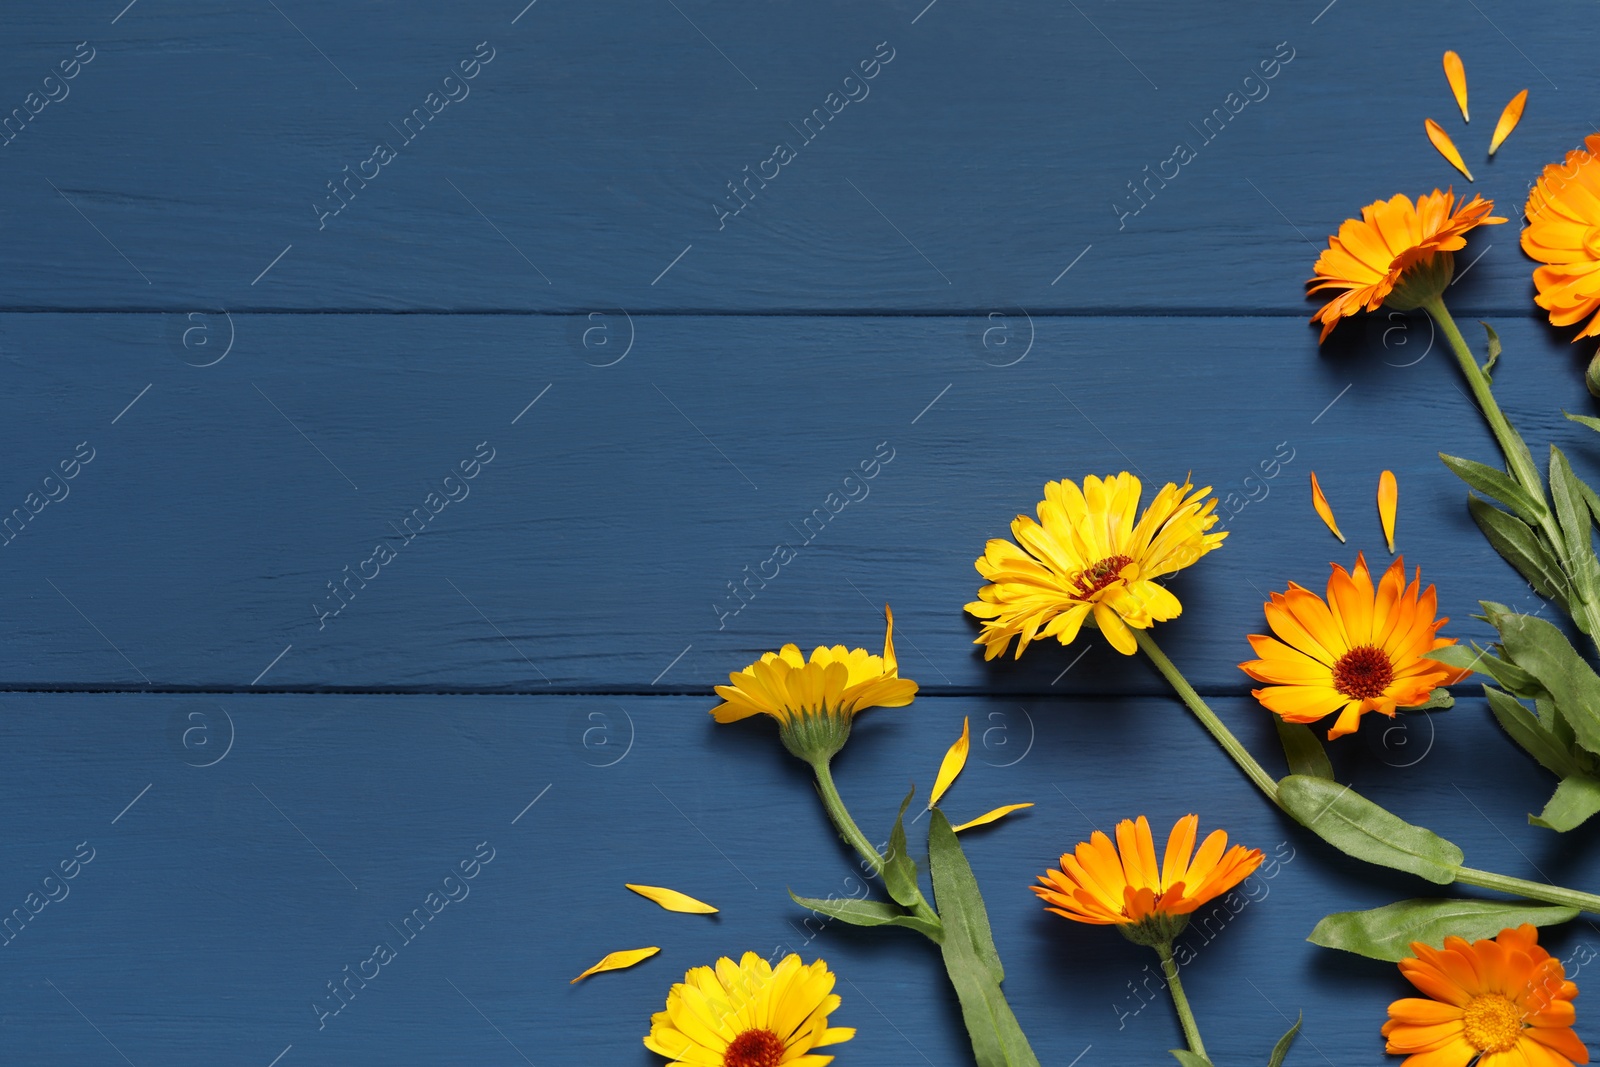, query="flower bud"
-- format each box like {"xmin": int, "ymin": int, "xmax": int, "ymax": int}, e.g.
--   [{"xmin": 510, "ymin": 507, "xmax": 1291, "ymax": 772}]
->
[{"xmin": 1586, "ymin": 348, "xmax": 1600, "ymax": 399}]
